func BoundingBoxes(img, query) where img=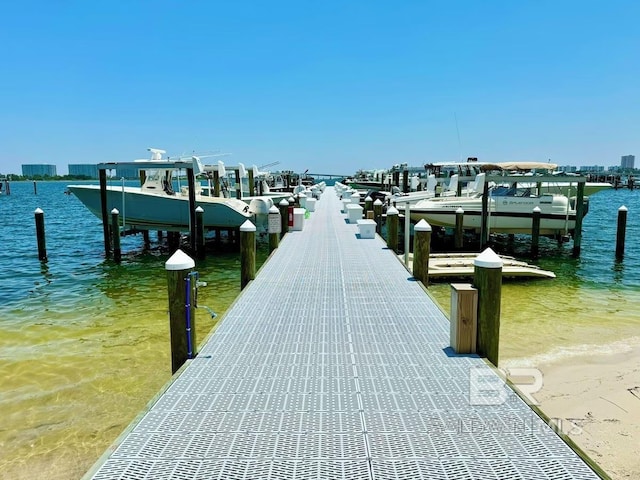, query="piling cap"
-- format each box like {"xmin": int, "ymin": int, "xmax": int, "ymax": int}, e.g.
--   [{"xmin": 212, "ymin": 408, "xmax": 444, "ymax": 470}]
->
[
  {"xmin": 456, "ymin": 207, "xmax": 464, "ymax": 214},
  {"xmin": 474, "ymin": 248, "xmax": 503, "ymax": 269},
  {"xmin": 532, "ymin": 206, "xmax": 541, "ymax": 213},
  {"xmin": 111, "ymin": 208, "xmax": 119, "ymax": 214},
  {"xmin": 195, "ymin": 206, "xmax": 204, "ymax": 213},
  {"xmin": 34, "ymin": 207, "xmax": 44, "ymax": 214},
  {"xmin": 365, "ymin": 195, "xmax": 373, "ymax": 201},
  {"xmin": 373, "ymin": 199, "xmax": 383, "ymax": 205},
  {"xmin": 279, "ymin": 198, "xmax": 289, "ymax": 206},
  {"xmin": 619, "ymin": 205, "xmax": 628, "ymax": 212},
  {"xmin": 165, "ymin": 249, "xmax": 195, "ymax": 271},
  {"xmin": 414, "ymin": 219, "xmax": 432, "ymax": 232},
  {"xmin": 386, "ymin": 206, "xmax": 399, "ymax": 215},
  {"xmin": 268, "ymin": 205, "xmax": 279, "ymax": 214},
  {"xmin": 240, "ymin": 220, "xmax": 256, "ymax": 232}
]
